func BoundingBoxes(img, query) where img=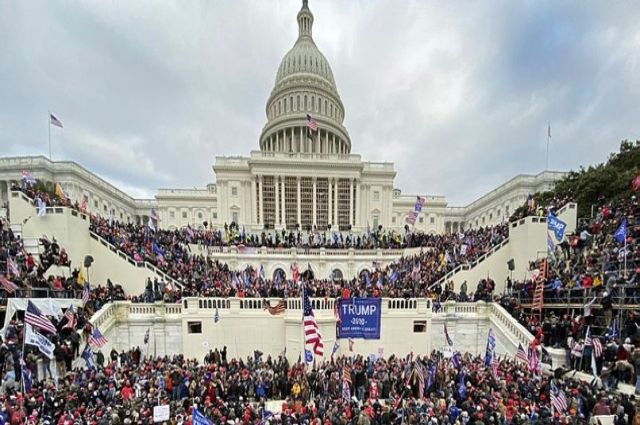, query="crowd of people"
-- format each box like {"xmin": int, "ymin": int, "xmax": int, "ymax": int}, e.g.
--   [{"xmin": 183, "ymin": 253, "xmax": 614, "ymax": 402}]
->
[{"xmin": 0, "ymin": 344, "xmax": 635, "ymax": 424}]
